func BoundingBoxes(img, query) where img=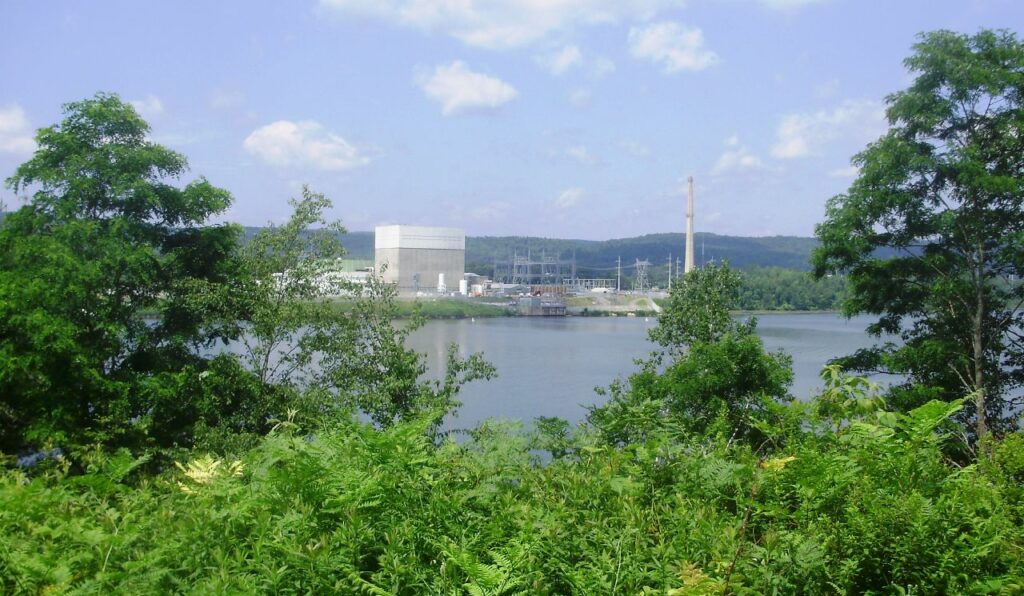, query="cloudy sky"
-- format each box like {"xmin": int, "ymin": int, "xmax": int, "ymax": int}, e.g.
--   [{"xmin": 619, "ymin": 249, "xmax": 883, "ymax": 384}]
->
[{"xmin": 1, "ymin": 1, "xmax": 1021, "ymax": 238}]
